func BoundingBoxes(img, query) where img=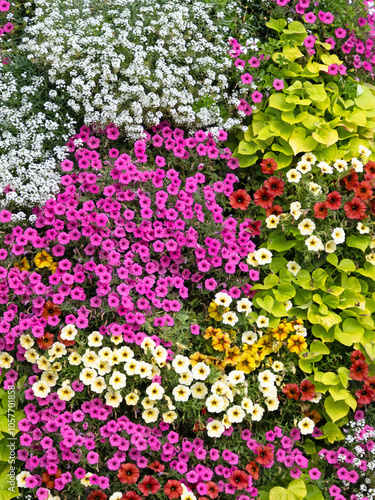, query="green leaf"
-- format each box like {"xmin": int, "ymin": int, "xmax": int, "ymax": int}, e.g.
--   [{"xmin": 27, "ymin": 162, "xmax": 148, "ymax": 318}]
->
[
  {"xmin": 256, "ymin": 295, "xmax": 274, "ymax": 313},
  {"xmin": 305, "ymin": 485, "xmax": 324, "ymax": 500},
  {"xmin": 266, "ymin": 18, "xmax": 288, "ymax": 32},
  {"xmin": 354, "ymin": 86, "xmax": 375, "ymax": 110},
  {"xmin": 308, "ymin": 304, "xmax": 341, "ymax": 331},
  {"xmin": 273, "ymin": 284, "xmax": 296, "ymax": 302},
  {"xmin": 289, "ymin": 128, "xmax": 318, "ymax": 155},
  {"xmin": 270, "ymin": 487, "xmax": 288, "ymax": 500},
  {"xmin": 269, "ymin": 93, "xmax": 296, "ymax": 111},
  {"xmin": 337, "ymin": 259, "xmax": 356, "ymax": 272},
  {"xmin": 310, "ymin": 340, "xmax": 330, "ymax": 355},
  {"xmin": 267, "ymin": 235, "xmax": 296, "ymax": 252},
  {"xmin": 342, "ymin": 318, "xmax": 365, "ymax": 343},
  {"xmin": 252, "ymin": 274, "xmax": 279, "ymax": 290},
  {"xmin": 284, "ymin": 21, "xmax": 307, "ymax": 34},
  {"xmin": 288, "ymin": 479, "xmax": 307, "ymax": 500},
  {"xmin": 325, "ymin": 396, "xmax": 350, "ymax": 422},
  {"xmin": 365, "ymin": 342, "xmax": 375, "ymax": 361},
  {"xmin": 321, "ymin": 372, "xmax": 339, "ymax": 385},
  {"xmin": 312, "ymin": 127, "xmax": 338, "ymax": 146},
  {"xmin": 322, "ymin": 422, "xmax": 345, "ymax": 443},
  {"xmin": 347, "ymin": 234, "xmax": 372, "ymax": 252}
]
